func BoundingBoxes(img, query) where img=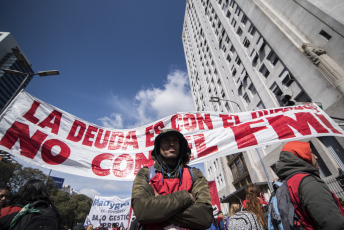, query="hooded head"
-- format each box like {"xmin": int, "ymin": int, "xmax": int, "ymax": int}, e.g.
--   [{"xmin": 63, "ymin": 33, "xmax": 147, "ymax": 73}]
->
[
  {"xmin": 151, "ymin": 129, "xmax": 191, "ymax": 167},
  {"xmin": 282, "ymin": 141, "xmax": 312, "ymax": 164}
]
